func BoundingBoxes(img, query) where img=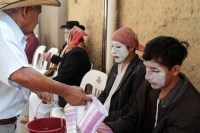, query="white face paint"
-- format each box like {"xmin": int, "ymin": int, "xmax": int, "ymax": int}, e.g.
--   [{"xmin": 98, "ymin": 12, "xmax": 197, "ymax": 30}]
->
[
  {"xmin": 111, "ymin": 41, "xmax": 129, "ymax": 63},
  {"xmin": 64, "ymin": 28, "xmax": 70, "ymax": 42},
  {"xmin": 144, "ymin": 61, "xmax": 166, "ymax": 89}
]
